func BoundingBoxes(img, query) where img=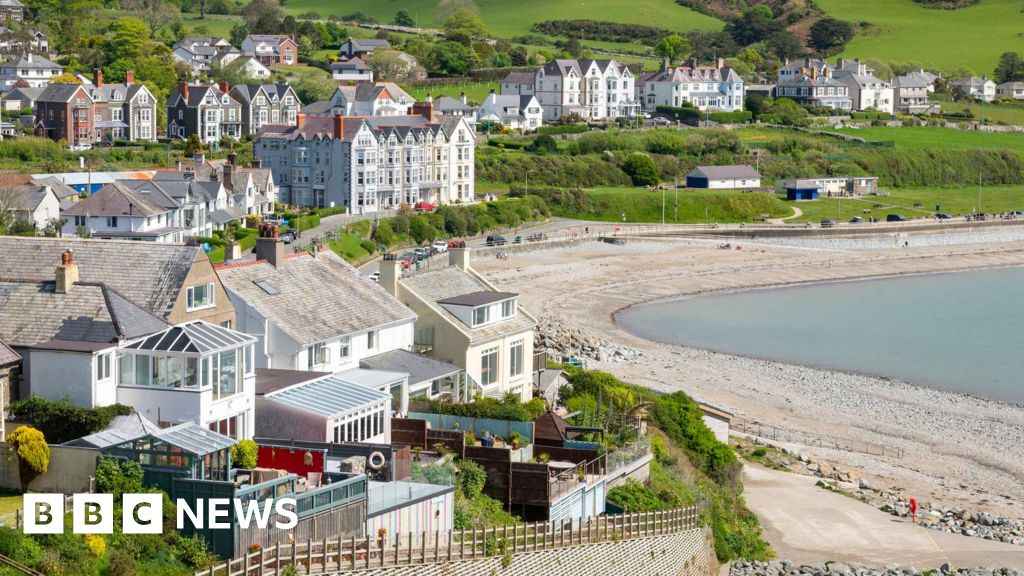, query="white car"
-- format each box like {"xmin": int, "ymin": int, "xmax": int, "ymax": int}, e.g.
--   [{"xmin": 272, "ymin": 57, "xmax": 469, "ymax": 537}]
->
[
  {"xmin": 431, "ymin": 241, "xmax": 448, "ymax": 253},
  {"xmin": 369, "ymin": 271, "xmax": 380, "ymax": 282}
]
